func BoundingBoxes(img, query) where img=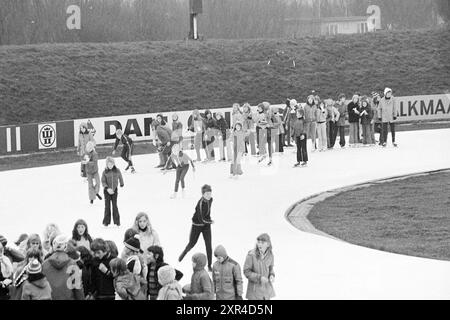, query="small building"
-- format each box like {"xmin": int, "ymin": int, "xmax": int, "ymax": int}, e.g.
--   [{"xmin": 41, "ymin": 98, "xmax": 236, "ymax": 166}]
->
[{"xmin": 284, "ymin": 15, "xmax": 373, "ymax": 38}]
